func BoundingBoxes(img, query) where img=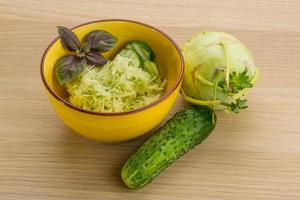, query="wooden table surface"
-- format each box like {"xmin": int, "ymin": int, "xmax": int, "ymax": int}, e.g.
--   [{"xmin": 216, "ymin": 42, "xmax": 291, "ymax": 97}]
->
[{"xmin": 1, "ymin": 0, "xmax": 300, "ymax": 199}]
